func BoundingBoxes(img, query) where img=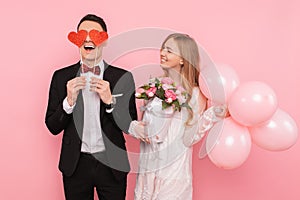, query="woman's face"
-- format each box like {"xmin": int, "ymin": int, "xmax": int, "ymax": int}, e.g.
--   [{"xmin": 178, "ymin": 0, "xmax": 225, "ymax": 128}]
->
[{"xmin": 160, "ymin": 38, "xmax": 183, "ymax": 72}]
